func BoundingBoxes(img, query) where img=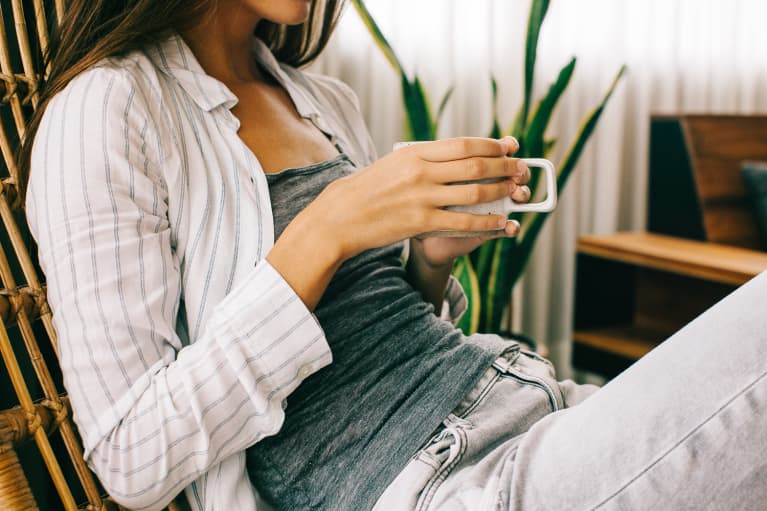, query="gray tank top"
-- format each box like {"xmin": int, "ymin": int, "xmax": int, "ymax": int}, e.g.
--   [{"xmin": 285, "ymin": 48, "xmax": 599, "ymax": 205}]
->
[{"xmin": 246, "ymin": 154, "xmax": 510, "ymax": 510}]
